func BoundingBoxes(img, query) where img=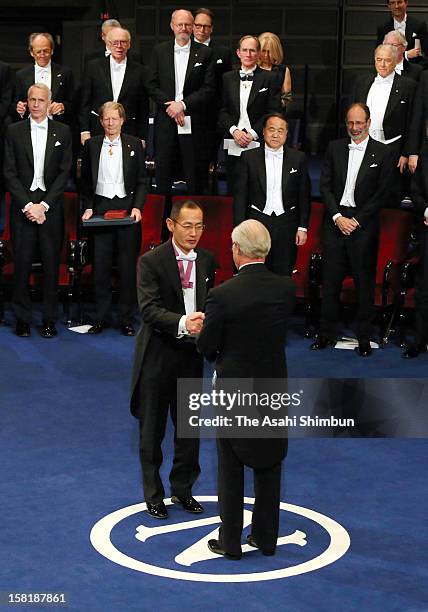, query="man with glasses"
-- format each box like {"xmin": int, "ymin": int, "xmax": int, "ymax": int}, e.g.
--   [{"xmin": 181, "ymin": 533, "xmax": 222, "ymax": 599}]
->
[
  {"xmin": 311, "ymin": 103, "xmax": 393, "ymax": 357},
  {"xmin": 192, "ymin": 8, "xmax": 233, "ymax": 192},
  {"xmin": 147, "ymin": 9, "xmax": 215, "ymax": 197},
  {"xmin": 376, "ymin": 0, "xmax": 428, "ymax": 62},
  {"xmin": 80, "ymin": 27, "xmax": 149, "ymax": 147},
  {"xmin": 383, "ymin": 30, "xmax": 422, "ymax": 81},
  {"xmin": 14, "ymin": 32, "xmax": 74, "ymax": 125},
  {"xmin": 130, "ymin": 200, "xmax": 216, "ymax": 519}
]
